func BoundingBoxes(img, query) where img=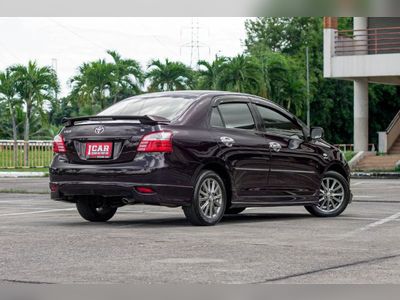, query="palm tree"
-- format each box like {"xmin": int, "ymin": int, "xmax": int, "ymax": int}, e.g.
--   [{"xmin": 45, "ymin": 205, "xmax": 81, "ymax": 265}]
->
[
  {"xmin": 70, "ymin": 60, "xmax": 113, "ymax": 112},
  {"xmin": 218, "ymin": 55, "xmax": 265, "ymax": 96},
  {"xmin": 0, "ymin": 69, "xmax": 20, "ymax": 166},
  {"xmin": 146, "ymin": 59, "xmax": 193, "ymax": 91},
  {"xmin": 10, "ymin": 61, "xmax": 59, "ymax": 166},
  {"xmin": 107, "ymin": 50, "xmax": 144, "ymax": 103},
  {"xmin": 197, "ymin": 56, "xmax": 226, "ymax": 90}
]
